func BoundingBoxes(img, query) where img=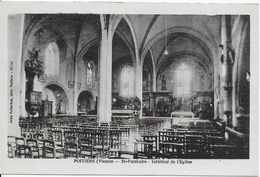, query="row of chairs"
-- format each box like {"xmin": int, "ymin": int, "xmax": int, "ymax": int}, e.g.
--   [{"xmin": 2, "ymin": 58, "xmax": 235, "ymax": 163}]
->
[
  {"xmin": 8, "ymin": 136, "xmax": 41, "ymax": 158},
  {"xmin": 19, "ymin": 116, "xmax": 139, "ymax": 133},
  {"xmin": 8, "ymin": 127, "xmax": 130, "ymax": 159},
  {"xmin": 133, "ymin": 128, "xmax": 242, "ymax": 159}
]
